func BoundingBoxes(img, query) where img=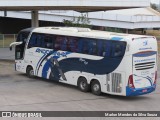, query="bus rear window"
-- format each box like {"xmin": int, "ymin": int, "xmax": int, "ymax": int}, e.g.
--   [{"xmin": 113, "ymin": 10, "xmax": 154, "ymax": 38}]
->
[{"xmin": 111, "ymin": 42, "xmax": 126, "ymax": 58}]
